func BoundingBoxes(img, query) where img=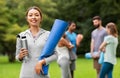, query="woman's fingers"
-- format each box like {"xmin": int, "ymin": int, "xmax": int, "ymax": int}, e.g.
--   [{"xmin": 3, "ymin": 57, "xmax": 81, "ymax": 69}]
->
[
  {"xmin": 19, "ymin": 49, "xmax": 28, "ymax": 59},
  {"xmin": 35, "ymin": 62, "xmax": 43, "ymax": 75}
]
